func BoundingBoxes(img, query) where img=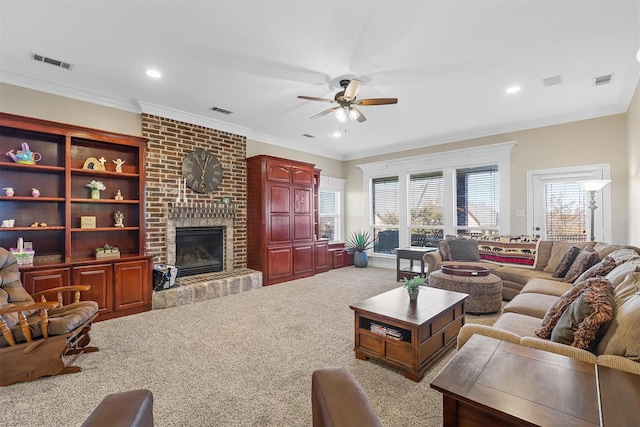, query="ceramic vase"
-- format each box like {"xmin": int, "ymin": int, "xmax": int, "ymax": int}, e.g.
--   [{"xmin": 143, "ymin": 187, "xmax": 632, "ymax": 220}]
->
[
  {"xmin": 408, "ymin": 289, "xmax": 420, "ymax": 301},
  {"xmin": 354, "ymin": 251, "xmax": 368, "ymax": 268}
]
